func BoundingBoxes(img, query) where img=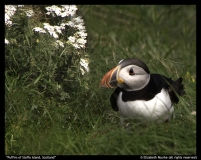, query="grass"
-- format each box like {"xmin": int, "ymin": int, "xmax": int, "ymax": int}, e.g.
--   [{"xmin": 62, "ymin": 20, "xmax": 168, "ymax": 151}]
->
[{"xmin": 5, "ymin": 5, "xmax": 196, "ymax": 155}]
